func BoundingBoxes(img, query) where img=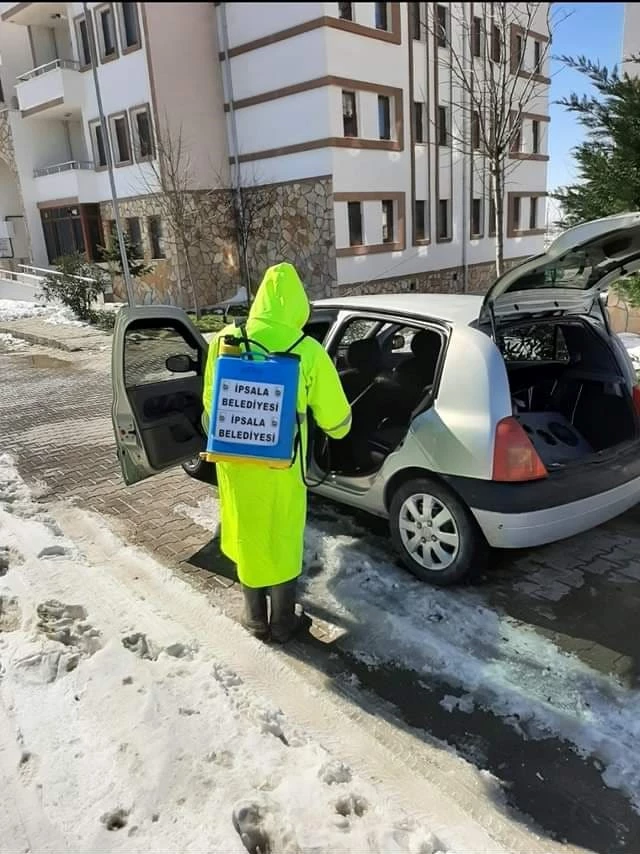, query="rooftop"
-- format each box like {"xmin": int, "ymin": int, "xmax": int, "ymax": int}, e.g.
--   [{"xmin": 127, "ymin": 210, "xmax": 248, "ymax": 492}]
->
[{"xmin": 312, "ymin": 292, "xmax": 485, "ymax": 325}]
